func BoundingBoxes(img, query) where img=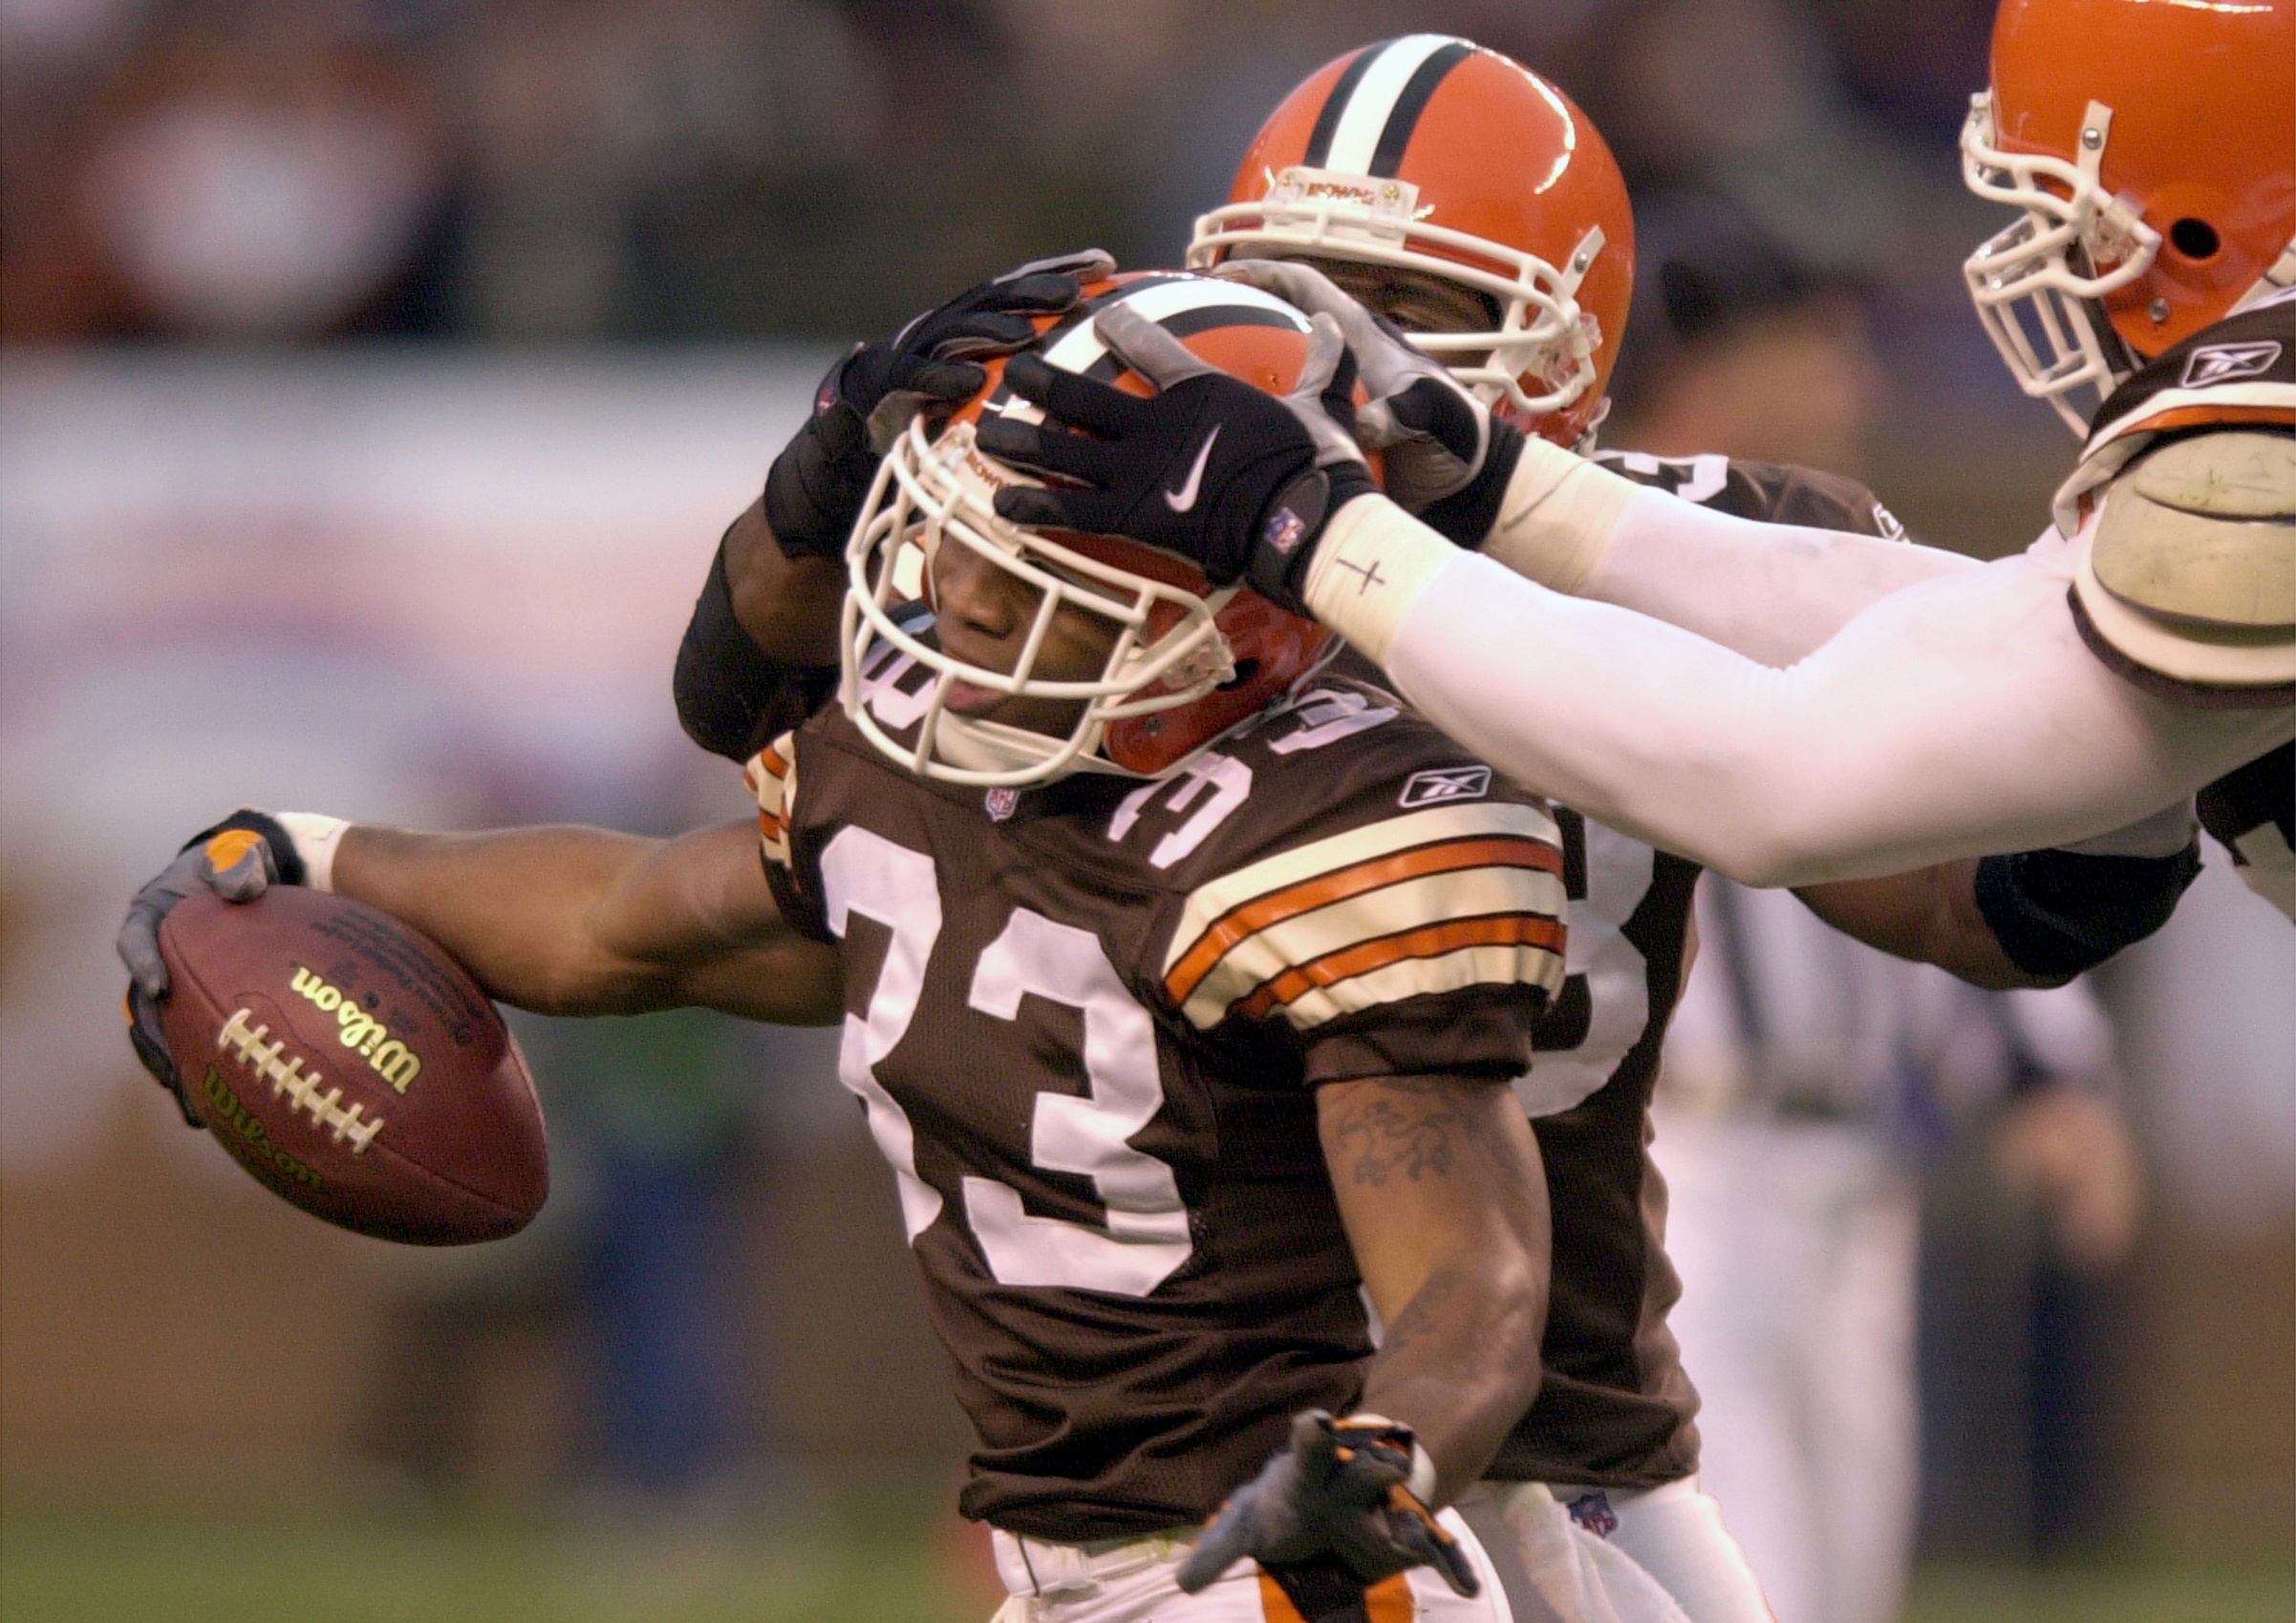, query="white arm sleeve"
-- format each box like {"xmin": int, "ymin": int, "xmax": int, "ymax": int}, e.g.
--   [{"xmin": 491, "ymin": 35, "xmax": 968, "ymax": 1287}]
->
[
  {"xmin": 1579, "ymin": 486, "xmax": 1979, "ymax": 667},
  {"xmin": 1473, "ymin": 435, "xmax": 1978, "ymax": 666},
  {"xmin": 1305, "ymin": 500, "xmax": 2293, "ymax": 887}
]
